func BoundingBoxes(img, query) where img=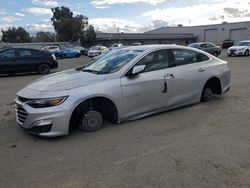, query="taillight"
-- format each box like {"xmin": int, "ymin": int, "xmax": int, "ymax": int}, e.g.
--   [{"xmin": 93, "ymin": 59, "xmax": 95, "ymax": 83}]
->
[{"xmin": 51, "ymin": 54, "xmax": 56, "ymax": 61}]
